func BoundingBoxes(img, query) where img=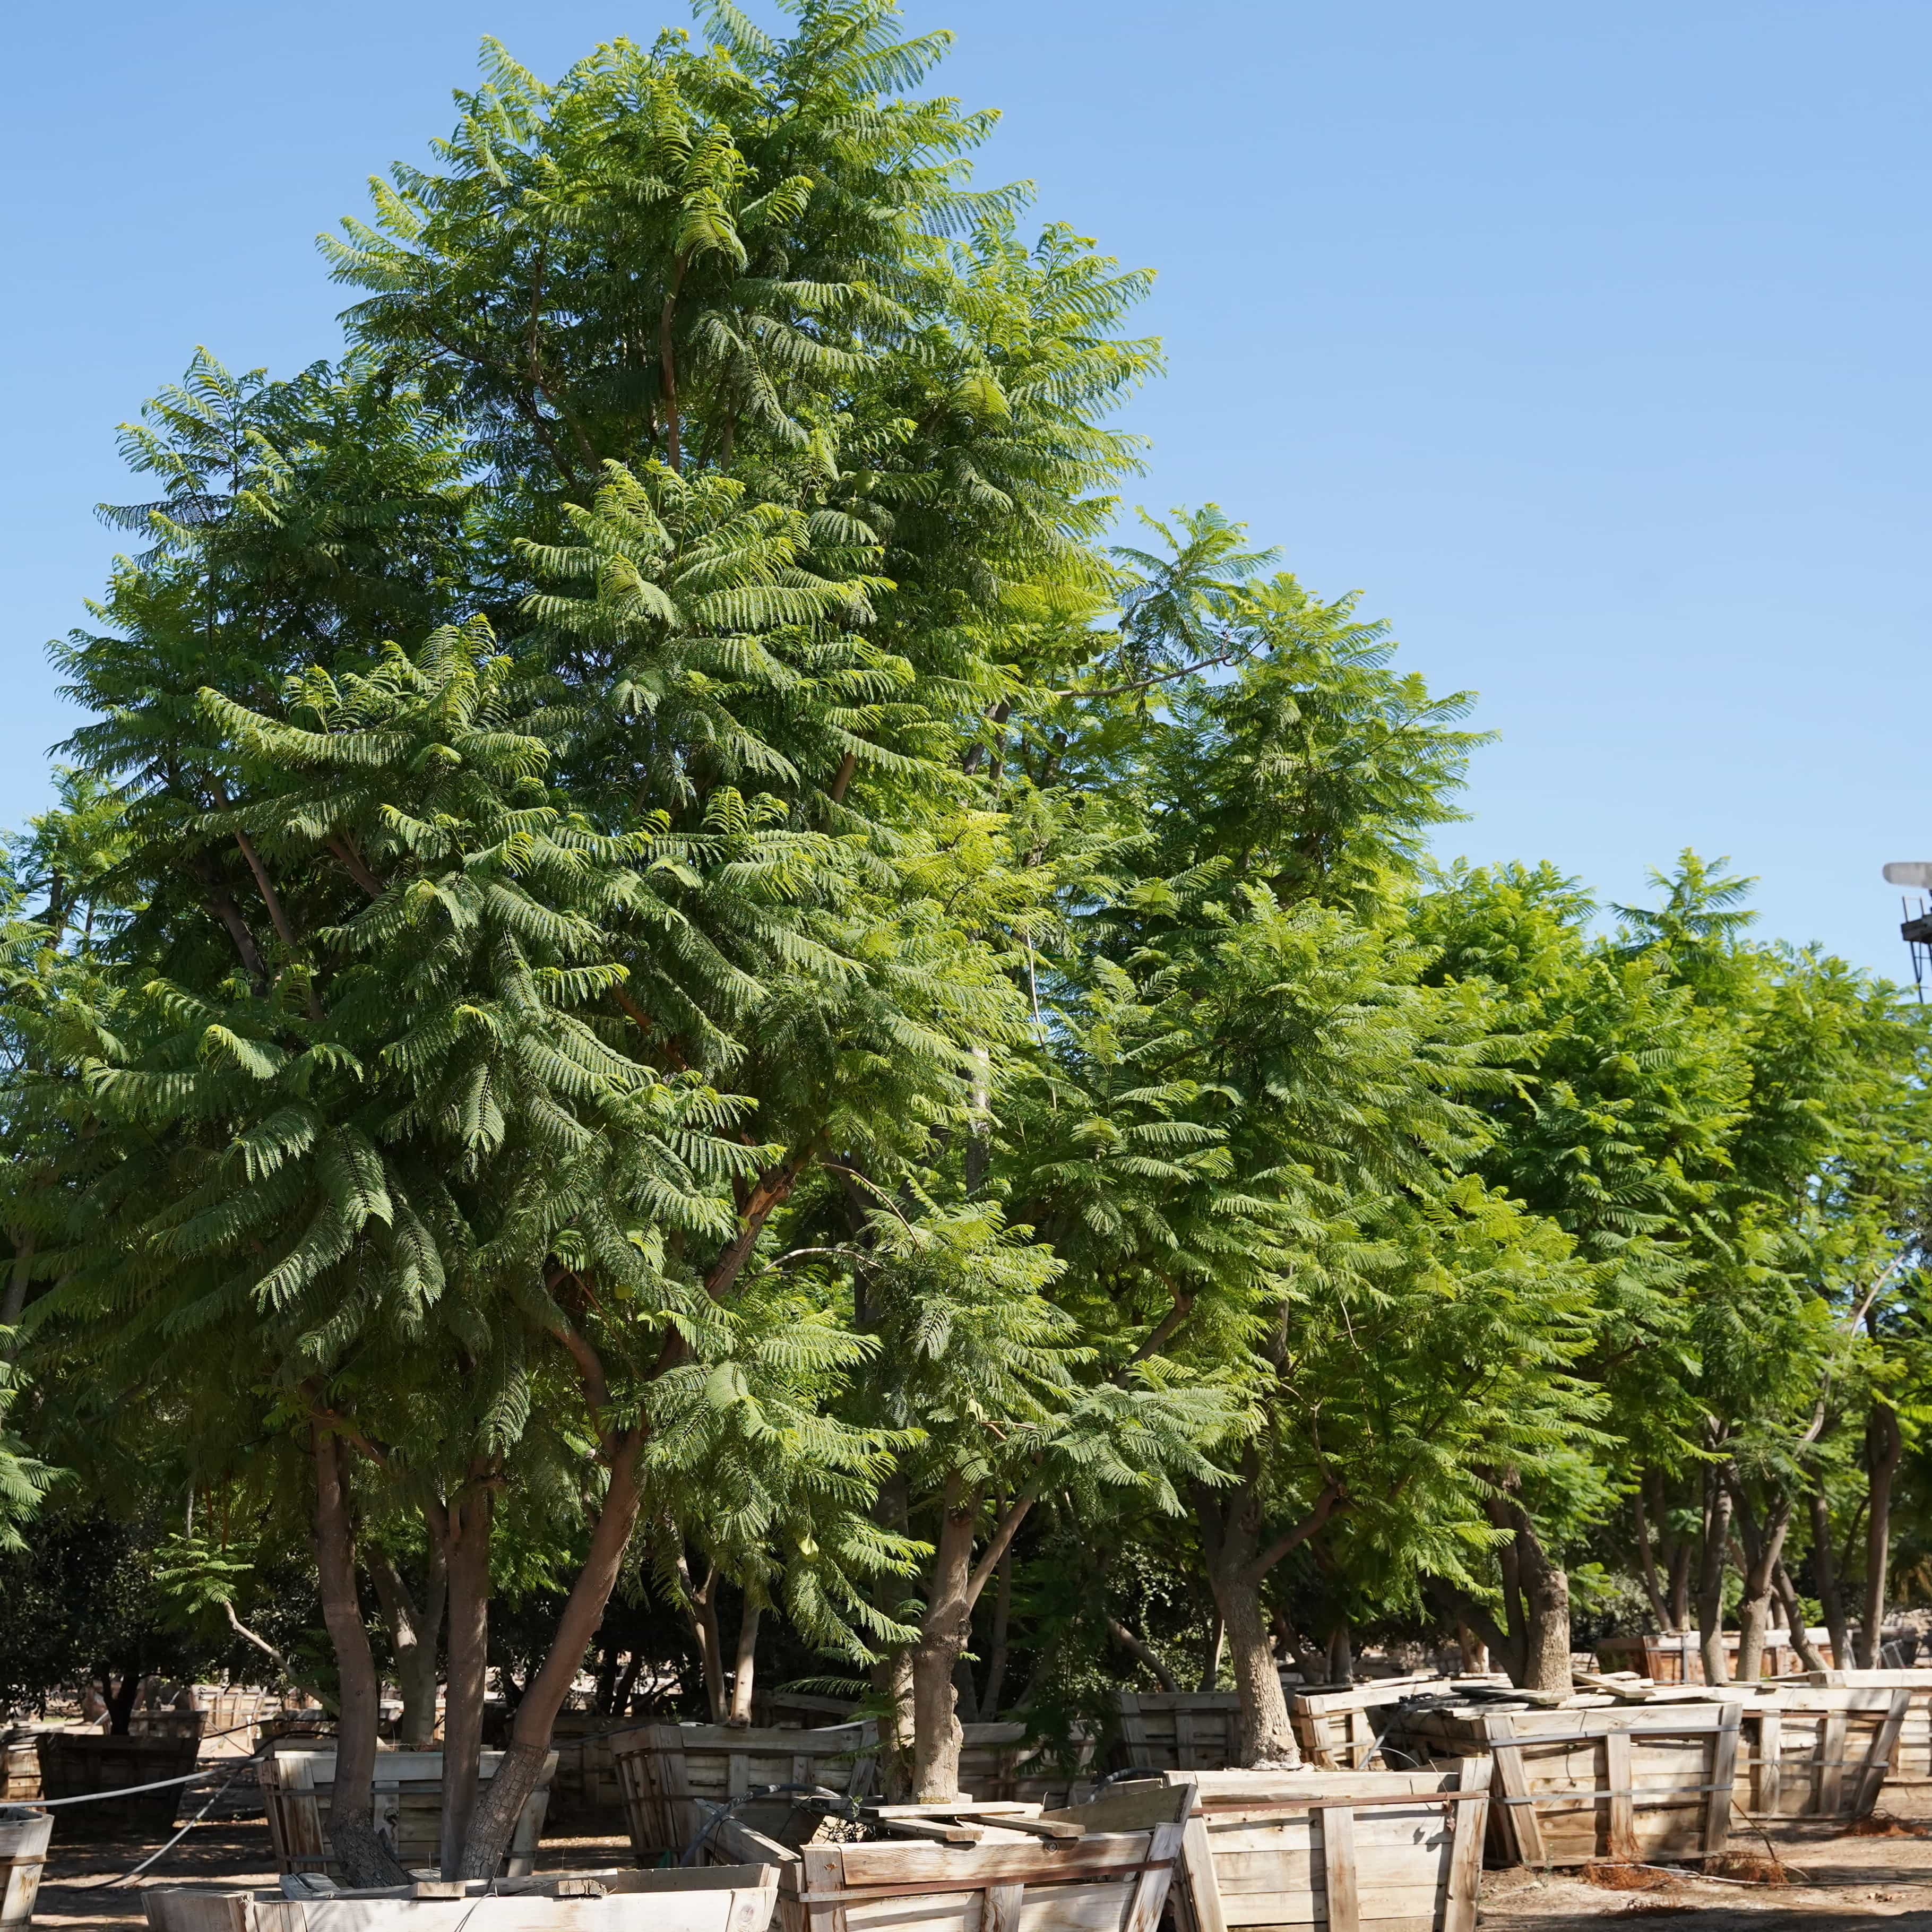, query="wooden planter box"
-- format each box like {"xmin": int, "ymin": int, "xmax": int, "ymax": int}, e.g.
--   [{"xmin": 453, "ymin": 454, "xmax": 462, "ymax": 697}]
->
[
  {"xmin": 1114, "ymin": 1694, "xmax": 1241, "ymax": 1773},
  {"xmin": 699, "ymin": 1786, "xmax": 1190, "ymax": 1932},
  {"xmin": 0, "ymin": 1810, "xmax": 52, "ymax": 1929},
  {"xmin": 1732, "ymin": 1685, "xmax": 1910, "ymax": 1823},
  {"xmin": 1114, "ymin": 1763, "xmax": 1490, "ymax": 1932},
  {"xmin": 258, "ymin": 1750, "xmax": 556, "ymax": 1879},
  {"xmin": 1594, "ymin": 1632, "xmax": 1835, "ymax": 1683},
  {"xmin": 1791, "ymin": 1669, "xmax": 1932, "ymax": 1814},
  {"xmin": 611, "ymin": 1723, "xmax": 879, "ymax": 1864},
  {"xmin": 543, "ymin": 1713, "xmax": 625, "ymax": 1828},
  {"xmin": 1386, "ymin": 1699, "xmax": 1742, "ymax": 1867},
  {"xmin": 958, "ymin": 1721, "xmax": 1097, "ymax": 1805},
  {"xmin": 37, "ymin": 1729, "xmax": 200, "ymax": 1839},
  {"xmin": 143, "ymin": 1867, "xmax": 782, "ymax": 1932},
  {"xmin": 1291, "ymin": 1678, "xmax": 1509, "ymax": 1771}
]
